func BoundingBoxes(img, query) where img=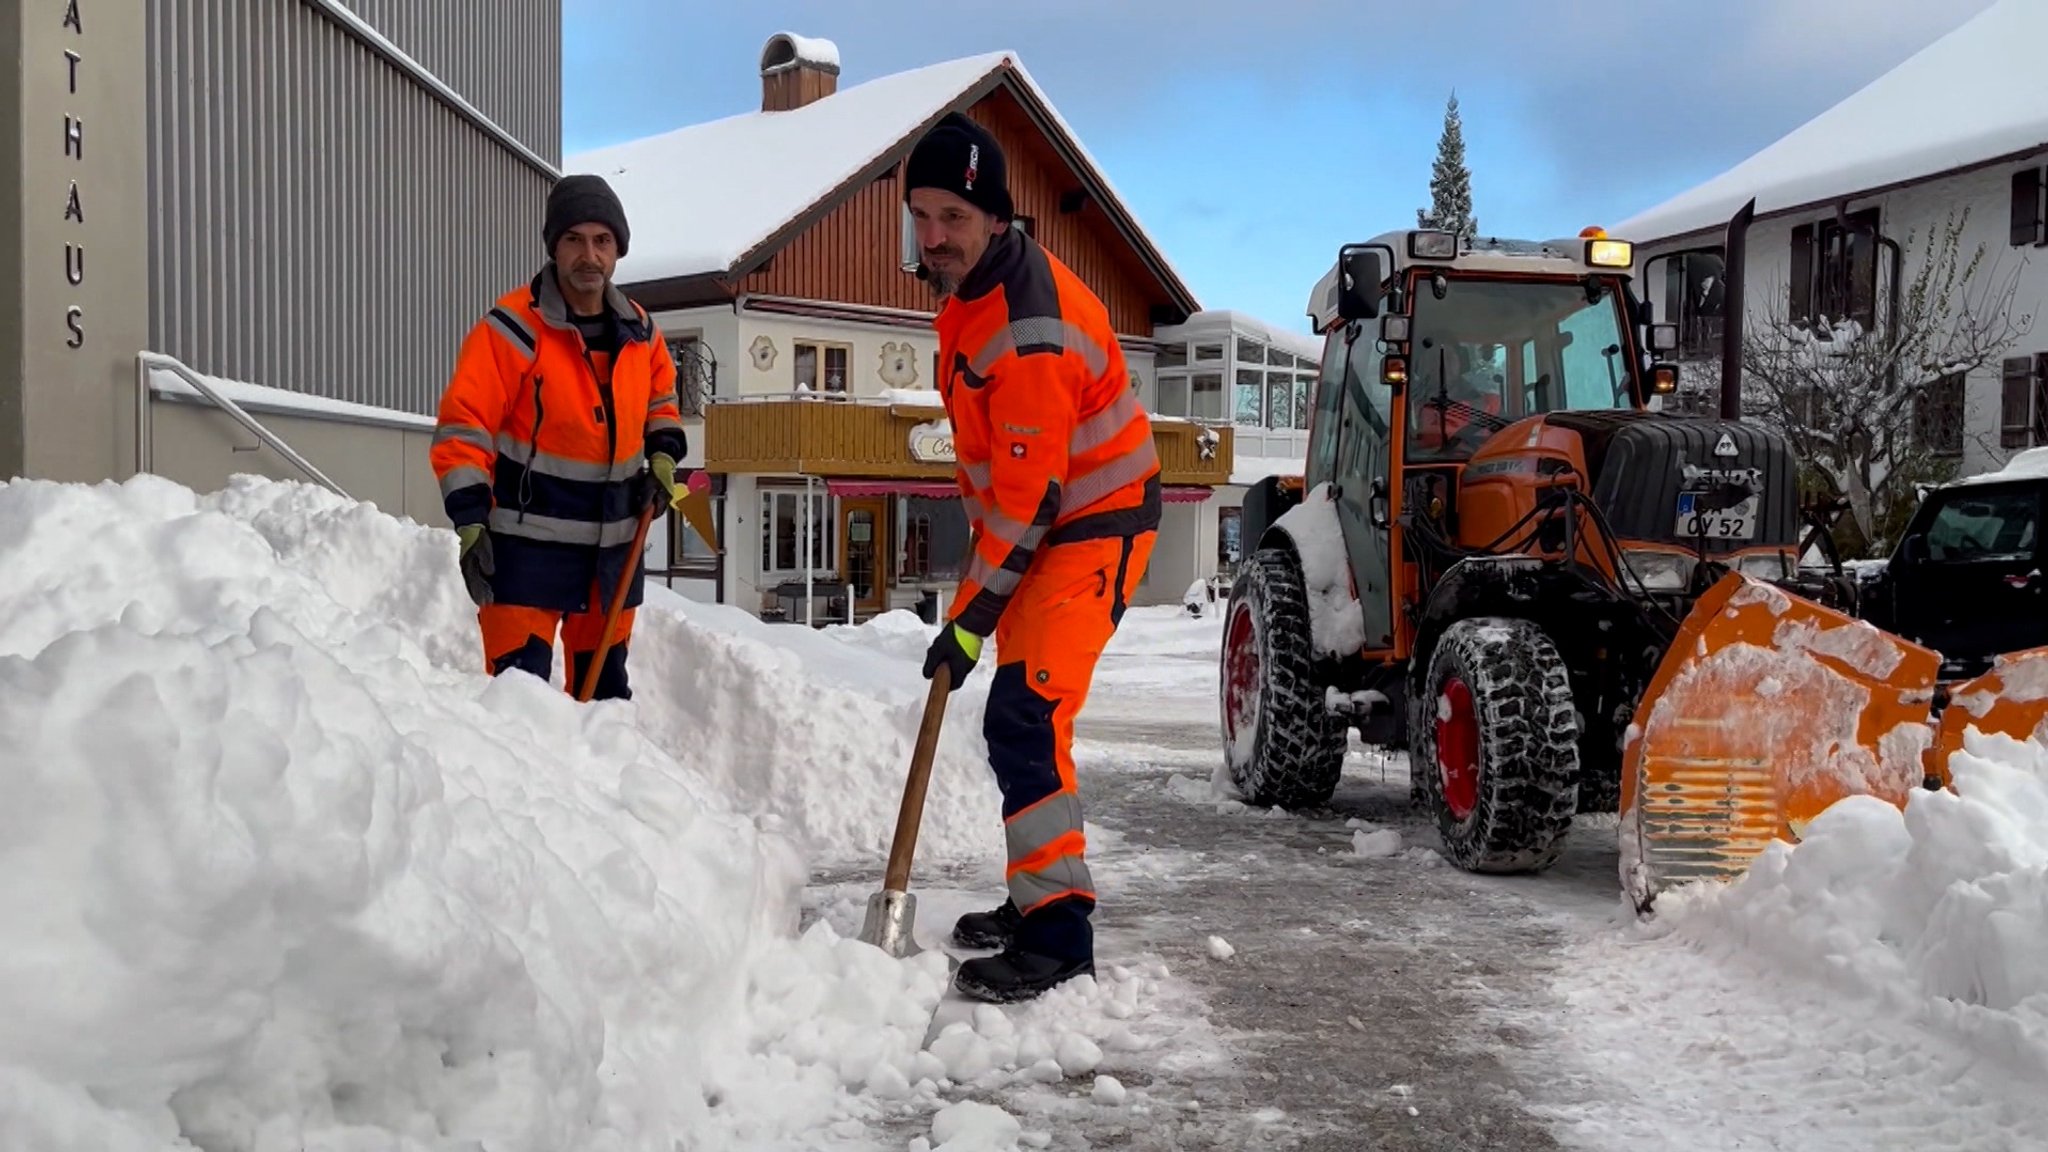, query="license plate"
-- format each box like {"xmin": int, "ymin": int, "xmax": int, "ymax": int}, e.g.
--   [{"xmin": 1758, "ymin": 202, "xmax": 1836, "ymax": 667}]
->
[{"xmin": 1676, "ymin": 491, "xmax": 1760, "ymax": 539}]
